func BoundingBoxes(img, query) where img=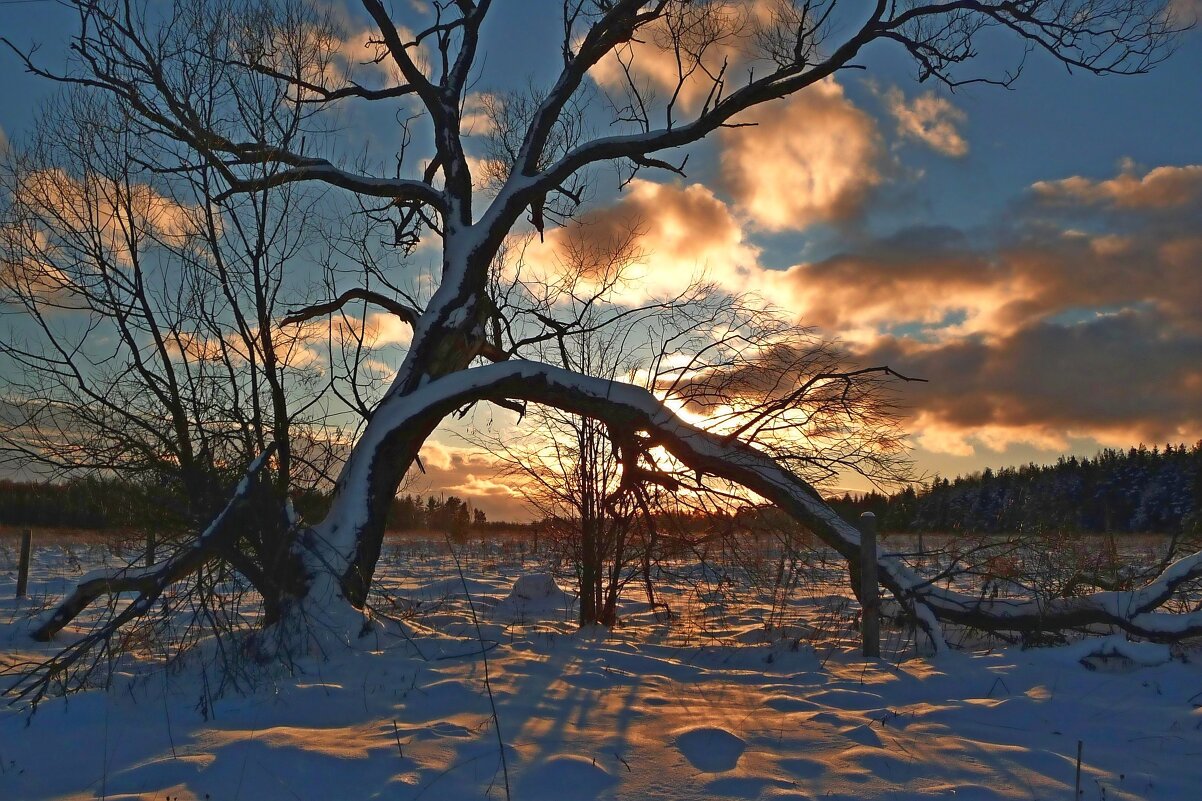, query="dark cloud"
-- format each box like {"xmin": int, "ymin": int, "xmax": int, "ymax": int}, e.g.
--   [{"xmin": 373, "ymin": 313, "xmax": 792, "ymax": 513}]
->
[
  {"xmin": 862, "ymin": 310, "xmax": 1202, "ymax": 444},
  {"xmin": 780, "ymin": 163, "xmax": 1202, "ymax": 451}
]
